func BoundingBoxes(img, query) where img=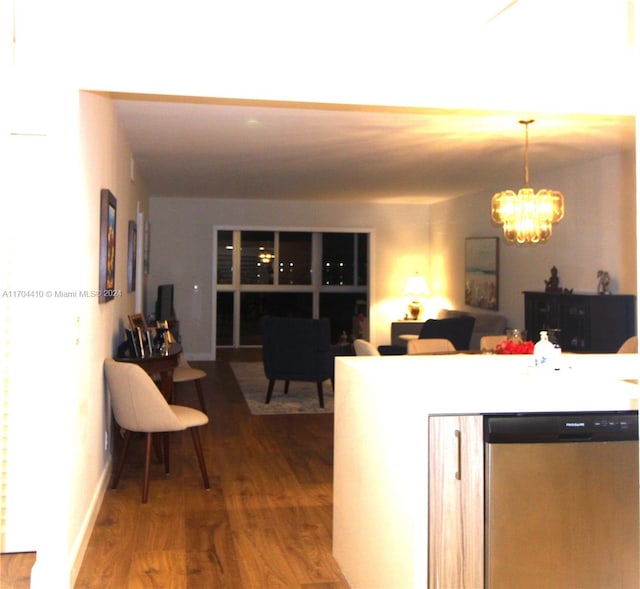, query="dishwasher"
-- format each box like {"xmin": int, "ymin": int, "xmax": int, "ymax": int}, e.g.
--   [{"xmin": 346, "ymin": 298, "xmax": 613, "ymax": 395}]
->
[{"xmin": 484, "ymin": 411, "xmax": 639, "ymax": 589}]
